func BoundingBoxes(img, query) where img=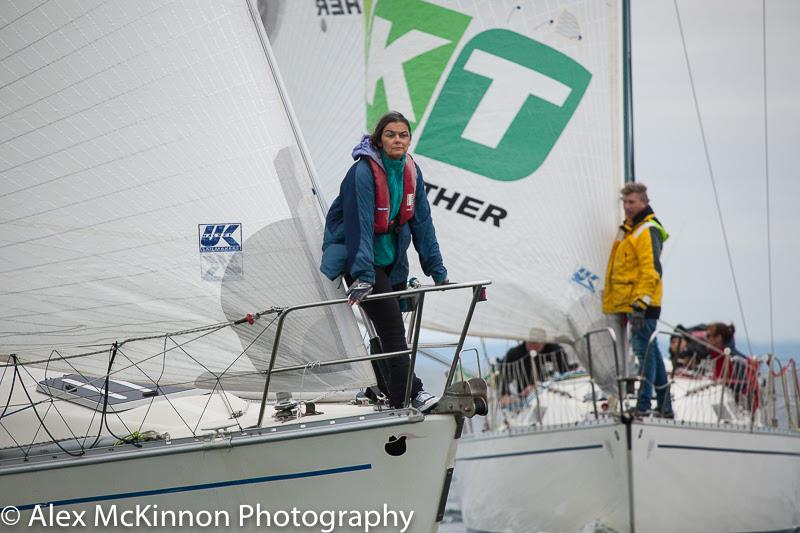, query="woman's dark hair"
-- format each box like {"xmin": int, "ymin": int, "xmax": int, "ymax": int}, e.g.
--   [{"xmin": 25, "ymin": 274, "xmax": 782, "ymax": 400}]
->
[
  {"xmin": 369, "ymin": 111, "xmax": 411, "ymax": 149},
  {"xmin": 707, "ymin": 322, "xmax": 736, "ymax": 345}
]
